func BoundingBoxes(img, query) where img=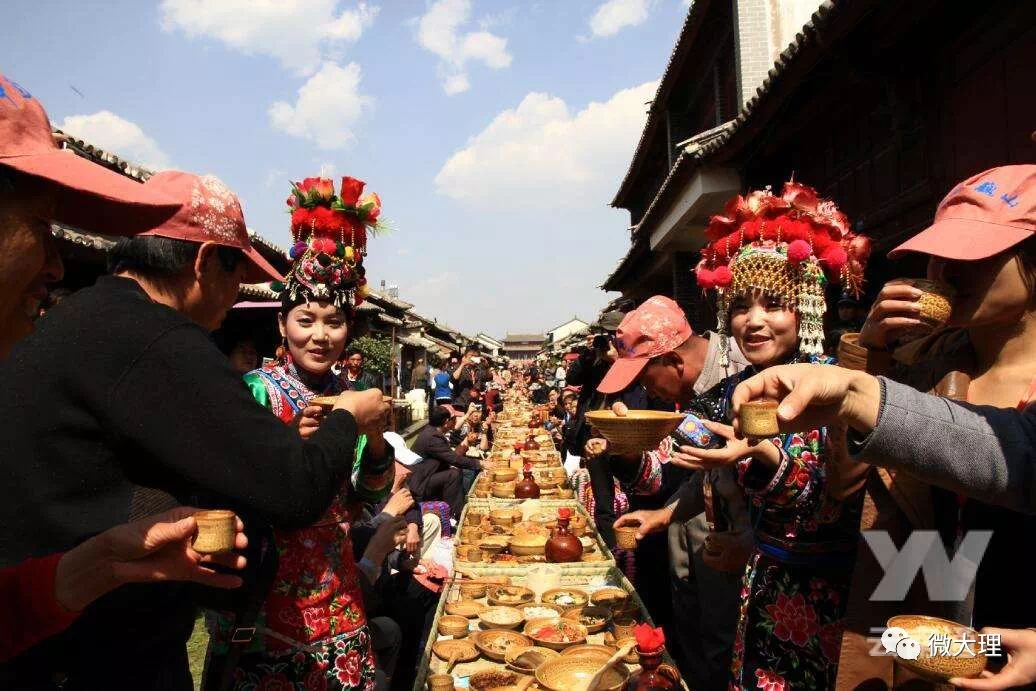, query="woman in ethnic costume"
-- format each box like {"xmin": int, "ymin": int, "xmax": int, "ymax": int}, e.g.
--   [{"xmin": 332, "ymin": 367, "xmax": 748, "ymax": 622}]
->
[
  {"xmin": 683, "ymin": 182, "xmax": 871, "ymax": 690},
  {"xmin": 210, "ymin": 175, "xmax": 413, "ymax": 690}
]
